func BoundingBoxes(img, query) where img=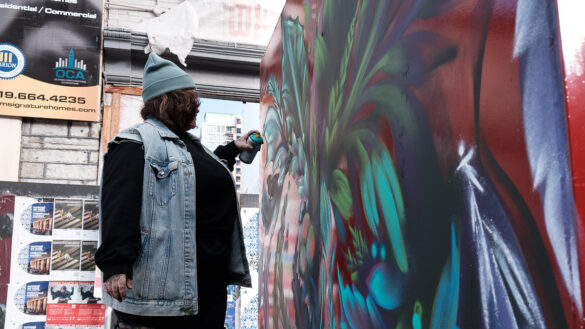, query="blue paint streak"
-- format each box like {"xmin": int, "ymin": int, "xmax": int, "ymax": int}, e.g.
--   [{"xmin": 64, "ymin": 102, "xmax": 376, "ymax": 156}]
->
[
  {"xmin": 429, "ymin": 221, "xmax": 459, "ymax": 329},
  {"xmin": 320, "ymin": 182, "xmax": 332, "ymax": 250},
  {"xmin": 412, "ymin": 313, "xmax": 422, "ymax": 329},
  {"xmin": 374, "ymin": 149, "xmax": 408, "ymax": 273},
  {"xmin": 361, "ymin": 159, "xmax": 380, "ymax": 236},
  {"xmin": 515, "ymin": 0, "xmax": 582, "ymax": 315},
  {"xmin": 381, "ymin": 244, "xmax": 386, "ymax": 261},
  {"xmin": 366, "ymin": 263, "xmax": 404, "ymax": 310}
]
